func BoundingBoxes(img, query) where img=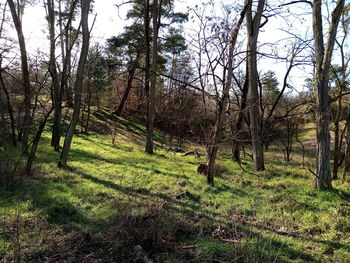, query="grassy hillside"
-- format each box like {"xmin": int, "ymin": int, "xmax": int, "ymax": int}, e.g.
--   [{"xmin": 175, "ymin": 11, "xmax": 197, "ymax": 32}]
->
[{"xmin": 1, "ymin": 112, "xmax": 350, "ymax": 262}]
